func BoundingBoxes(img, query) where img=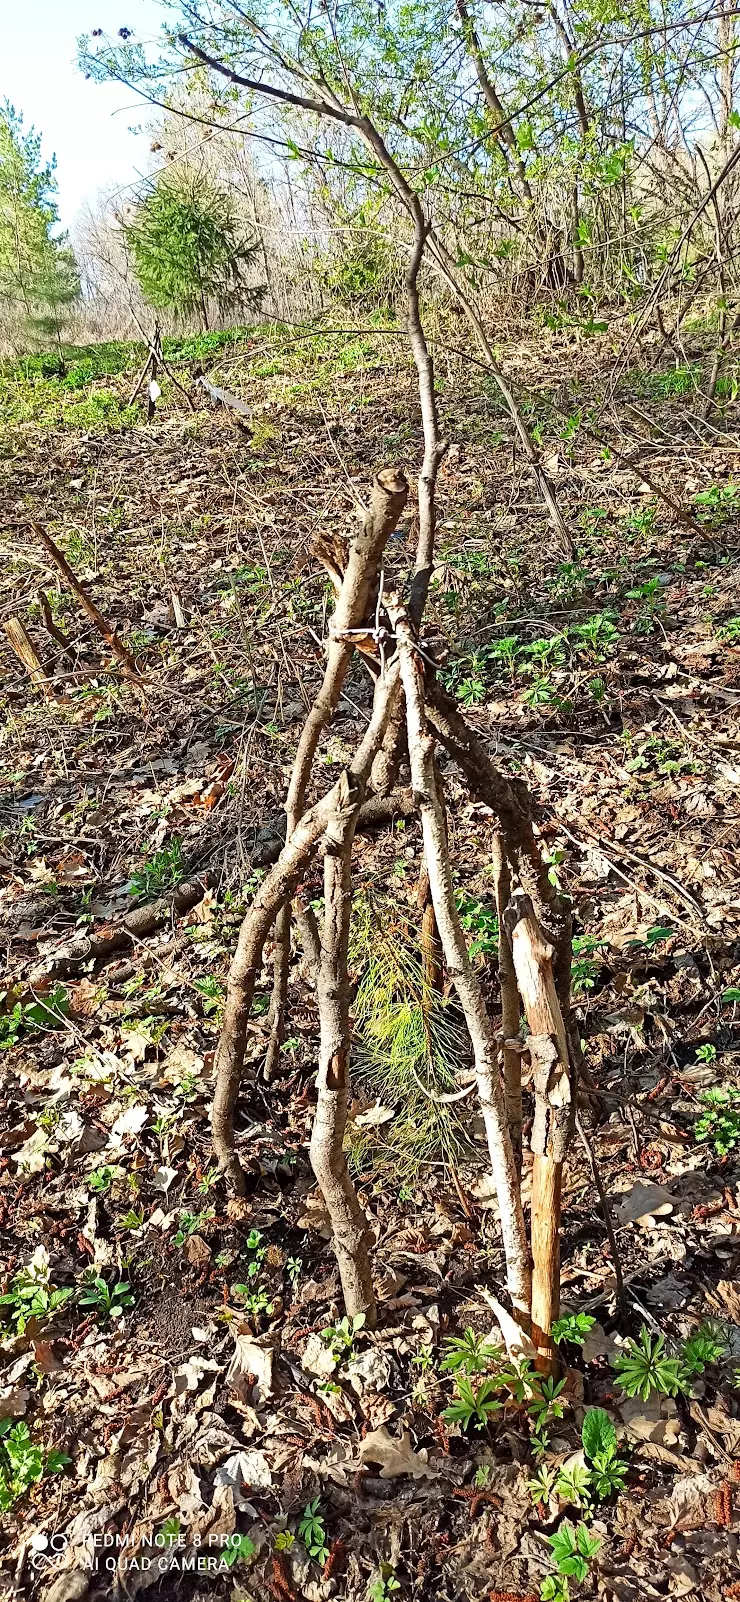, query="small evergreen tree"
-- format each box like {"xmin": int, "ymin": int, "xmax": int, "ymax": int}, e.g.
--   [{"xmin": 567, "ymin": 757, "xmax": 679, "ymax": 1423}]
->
[
  {"xmin": 126, "ymin": 171, "xmax": 263, "ymax": 330},
  {"xmin": 0, "ymin": 102, "xmax": 80, "ymax": 355}
]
